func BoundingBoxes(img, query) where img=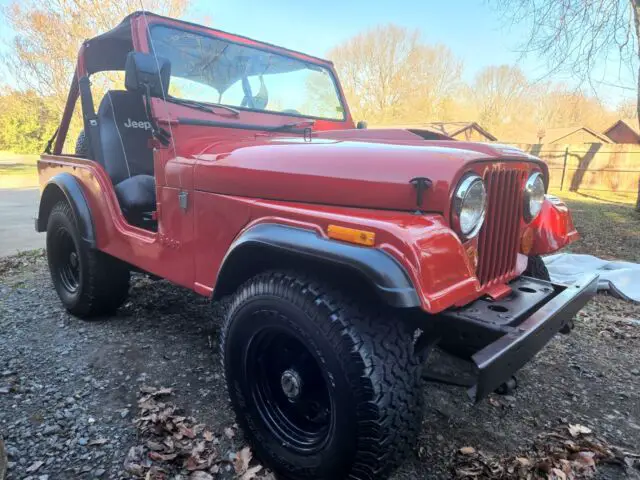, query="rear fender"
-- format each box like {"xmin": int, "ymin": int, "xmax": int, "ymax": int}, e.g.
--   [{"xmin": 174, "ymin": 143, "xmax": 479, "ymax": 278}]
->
[
  {"xmin": 36, "ymin": 172, "xmax": 96, "ymax": 248},
  {"xmin": 213, "ymin": 223, "xmax": 420, "ymax": 308}
]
